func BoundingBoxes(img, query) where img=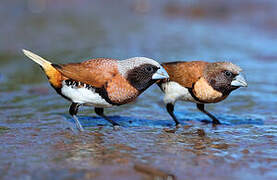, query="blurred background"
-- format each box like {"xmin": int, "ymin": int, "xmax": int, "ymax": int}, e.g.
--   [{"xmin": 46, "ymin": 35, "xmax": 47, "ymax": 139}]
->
[{"xmin": 0, "ymin": 0, "xmax": 277, "ymax": 180}]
